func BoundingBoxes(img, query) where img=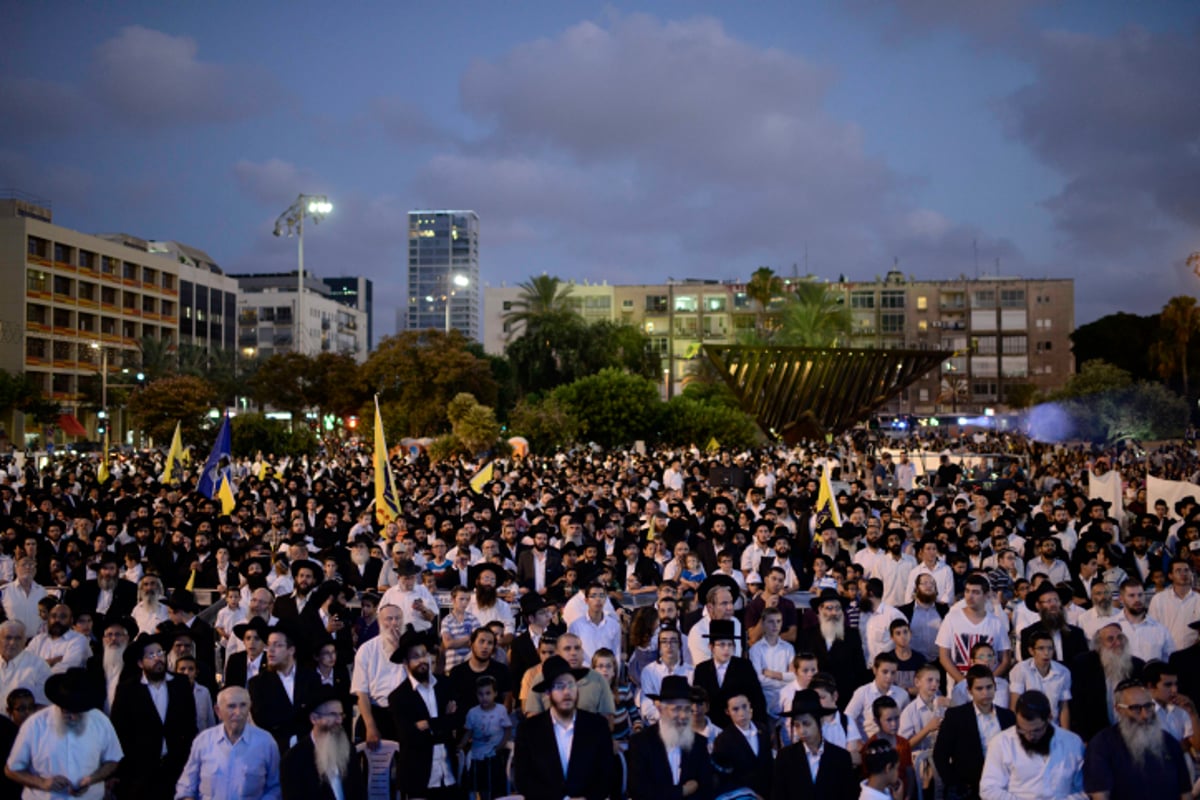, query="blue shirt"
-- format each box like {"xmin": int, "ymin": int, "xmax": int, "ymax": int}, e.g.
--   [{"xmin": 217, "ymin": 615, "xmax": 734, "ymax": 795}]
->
[{"xmin": 175, "ymin": 722, "xmax": 281, "ymax": 800}]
